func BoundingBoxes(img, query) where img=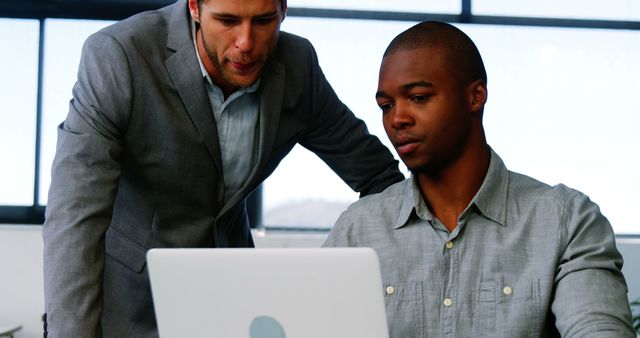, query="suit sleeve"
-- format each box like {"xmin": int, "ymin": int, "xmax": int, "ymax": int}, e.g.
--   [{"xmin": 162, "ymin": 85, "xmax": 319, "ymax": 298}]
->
[
  {"xmin": 298, "ymin": 44, "xmax": 404, "ymax": 197},
  {"xmin": 43, "ymin": 31, "xmax": 132, "ymax": 338},
  {"xmin": 551, "ymin": 190, "xmax": 635, "ymax": 337}
]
